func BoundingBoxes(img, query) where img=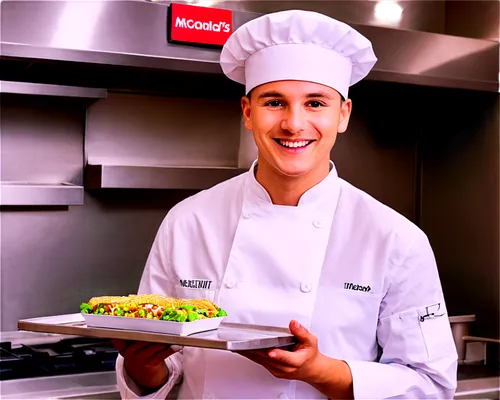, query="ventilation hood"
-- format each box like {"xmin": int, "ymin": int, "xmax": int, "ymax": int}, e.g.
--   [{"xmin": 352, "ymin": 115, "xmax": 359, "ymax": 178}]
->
[{"xmin": 1, "ymin": 0, "xmax": 498, "ymax": 93}]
